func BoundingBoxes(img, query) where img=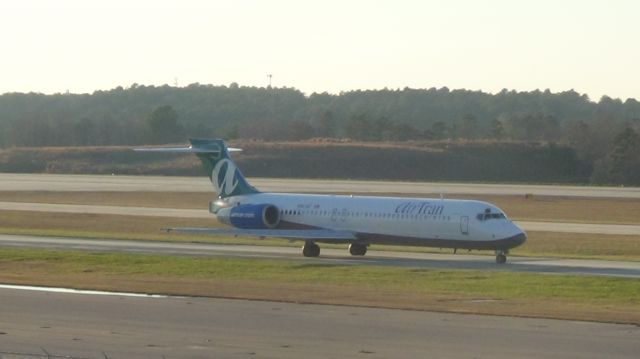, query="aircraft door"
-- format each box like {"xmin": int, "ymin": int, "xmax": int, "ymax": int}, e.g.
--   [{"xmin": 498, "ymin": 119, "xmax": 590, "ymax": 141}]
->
[{"xmin": 460, "ymin": 216, "xmax": 469, "ymax": 235}]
